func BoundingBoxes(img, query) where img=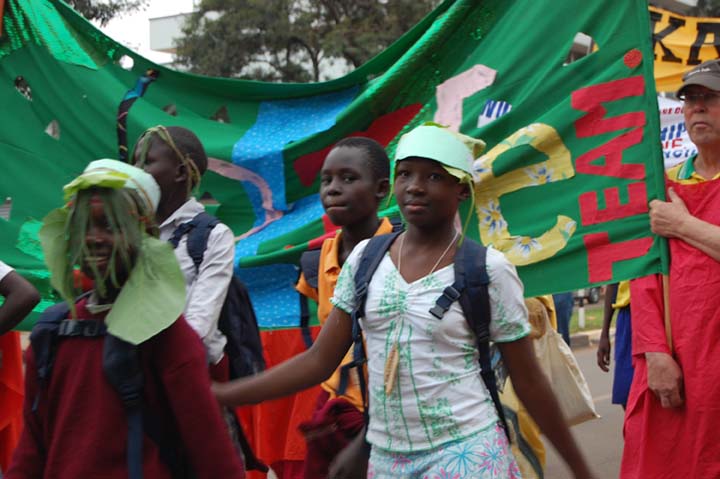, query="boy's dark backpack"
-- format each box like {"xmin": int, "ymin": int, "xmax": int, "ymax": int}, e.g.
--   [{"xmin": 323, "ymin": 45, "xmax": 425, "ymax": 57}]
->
[
  {"xmin": 168, "ymin": 211, "xmax": 265, "ymax": 378},
  {"xmin": 340, "ymin": 231, "xmax": 510, "ymax": 440},
  {"xmin": 30, "ymin": 298, "xmax": 195, "ymax": 479},
  {"xmin": 297, "ymin": 216, "xmax": 403, "ymax": 349}
]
